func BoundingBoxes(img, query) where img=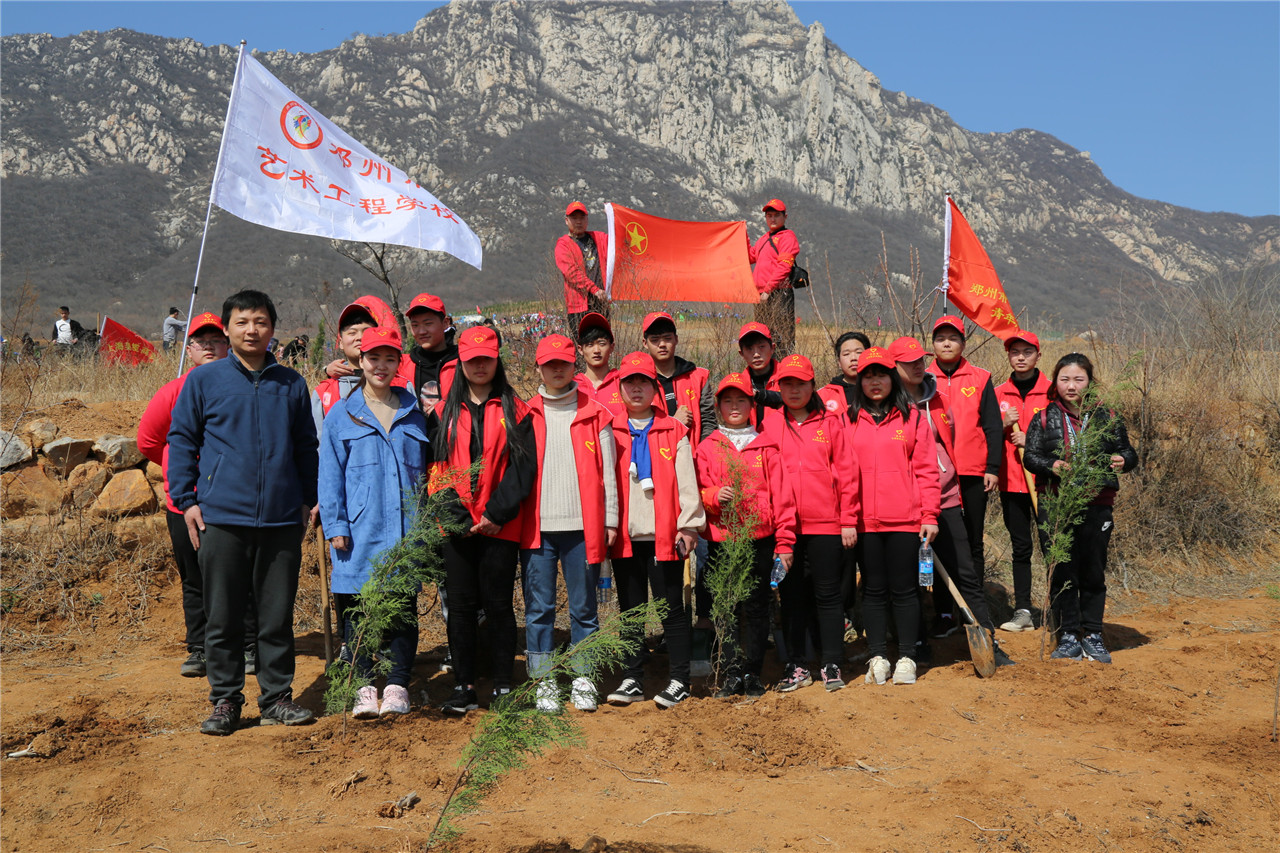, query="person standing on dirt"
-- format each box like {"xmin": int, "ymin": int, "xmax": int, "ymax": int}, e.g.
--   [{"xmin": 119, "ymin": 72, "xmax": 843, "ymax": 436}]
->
[
  {"xmin": 162, "ymin": 307, "xmax": 186, "ymax": 353},
  {"xmin": 556, "ymin": 202, "xmax": 611, "ymax": 339},
  {"xmin": 138, "ymin": 312, "xmax": 261, "ymax": 681},
  {"xmin": 747, "ymin": 199, "xmax": 800, "ymax": 355},
  {"xmin": 168, "ymin": 290, "xmax": 319, "ymax": 736}
]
